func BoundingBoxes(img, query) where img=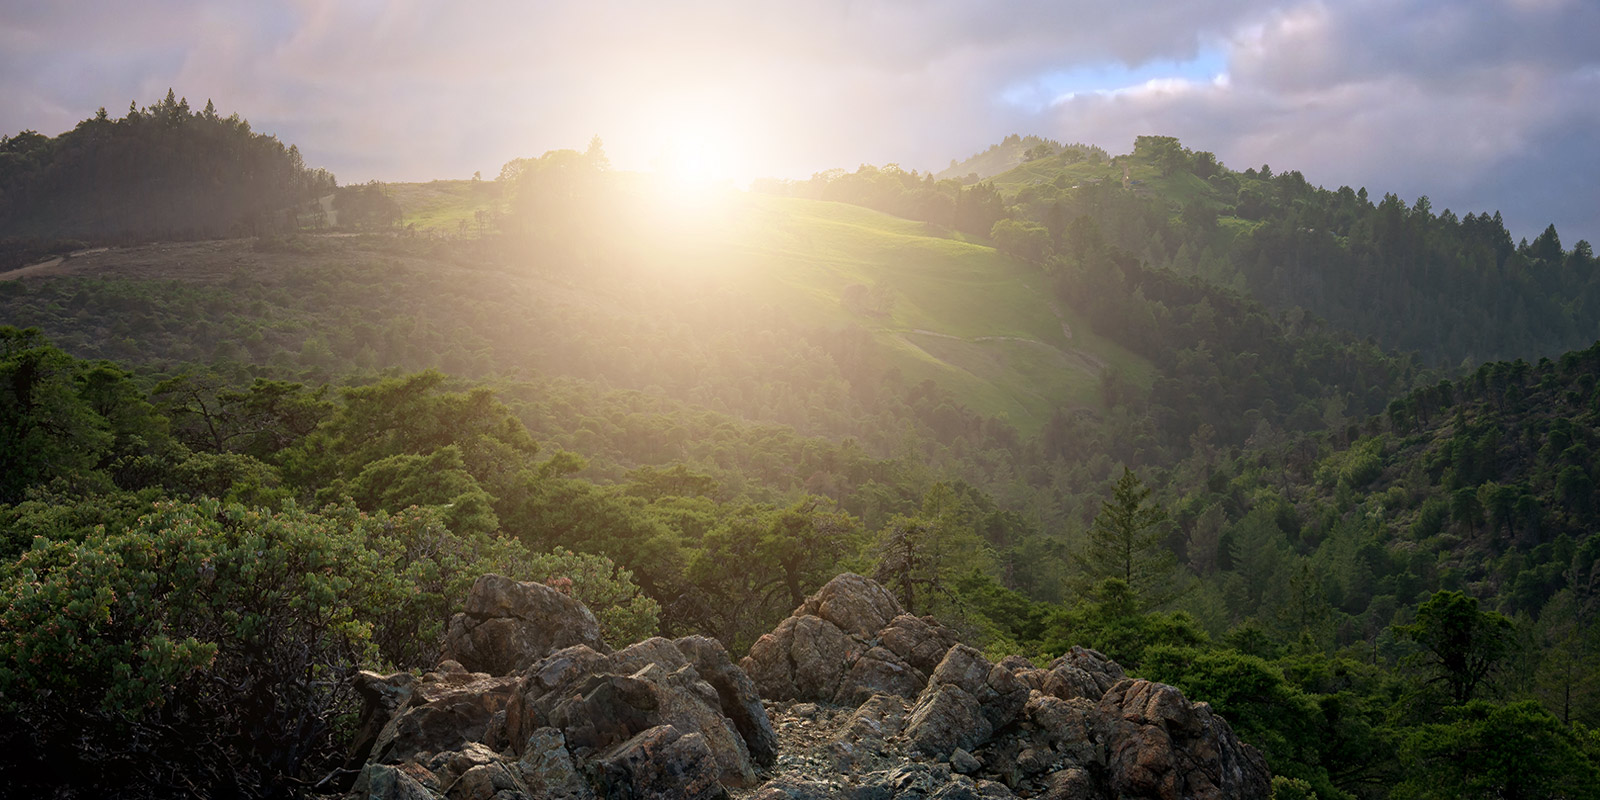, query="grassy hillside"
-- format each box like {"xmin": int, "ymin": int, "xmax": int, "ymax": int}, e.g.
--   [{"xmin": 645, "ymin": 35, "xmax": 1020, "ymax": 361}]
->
[
  {"xmin": 618, "ymin": 193, "xmax": 1151, "ymax": 427},
  {"xmin": 387, "ymin": 179, "xmax": 505, "ymax": 234},
  {"xmin": 0, "ymin": 186, "xmax": 1149, "ymax": 436}
]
